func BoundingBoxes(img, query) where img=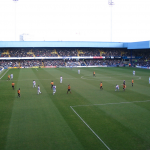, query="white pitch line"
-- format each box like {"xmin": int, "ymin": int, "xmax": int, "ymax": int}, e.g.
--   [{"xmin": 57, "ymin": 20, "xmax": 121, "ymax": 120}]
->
[
  {"xmin": 70, "ymin": 106, "xmax": 111, "ymax": 150},
  {"xmin": 0, "ymin": 69, "xmax": 9, "ymax": 79},
  {"xmin": 71, "ymin": 100, "xmax": 150, "ymax": 108},
  {"xmin": 70, "ymin": 100, "xmax": 150, "ymax": 150}
]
